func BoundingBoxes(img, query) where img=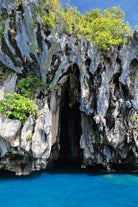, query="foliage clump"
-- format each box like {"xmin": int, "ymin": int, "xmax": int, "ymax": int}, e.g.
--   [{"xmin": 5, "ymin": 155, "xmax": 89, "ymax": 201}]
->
[
  {"xmin": 0, "ymin": 12, "xmax": 8, "ymax": 41},
  {"xmin": 15, "ymin": 0, "xmax": 22, "ymax": 7},
  {"xmin": 0, "ymin": 0, "xmax": 132, "ymax": 50},
  {"xmin": 0, "ymin": 93, "xmax": 37, "ymax": 122},
  {"xmin": 17, "ymin": 76, "xmax": 47, "ymax": 98},
  {"xmin": 36, "ymin": 0, "xmax": 61, "ymax": 27},
  {"xmin": 36, "ymin": 1, "xmax": 132, "ymax": 50}
]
